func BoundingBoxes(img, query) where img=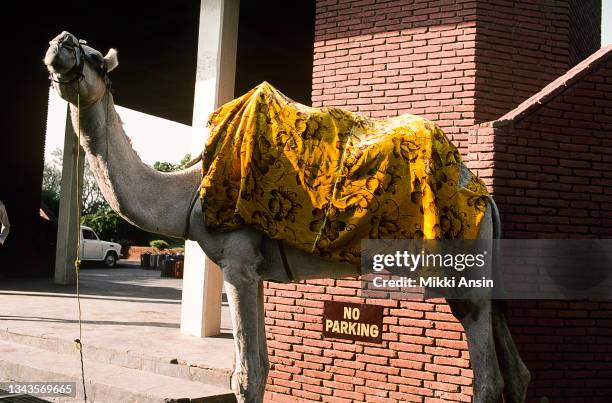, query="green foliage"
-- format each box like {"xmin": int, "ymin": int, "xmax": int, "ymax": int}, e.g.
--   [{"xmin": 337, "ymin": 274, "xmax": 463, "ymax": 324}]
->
[
  {"xmin": 153, "ymin": 161, "xmax": 180, "ymax": 172},
  {"xmin": 180, "ymin": 154, "xmax": 192, "ymax": 167},
  {"xmin": 43, "ymin": 147, "xmax": 187, "ymax": 248},
  {"xmin": 81, "ymin": 209, "xmax": 184, "ymax": 248},
  {"xmin": 150, "ymin": 239, "xmax": 170, "ymax": 250},
  {"xmin": 153, "ymin": 154, "xmax": 192, "ymax": 173},
  {"xmin": 81, "ymin": 208, "xmax": 149, "ymax": 246},
  {"xmin": 41, "ymin": 189, "xmax": 60, "ymax": 218},
  {"xmin": 81, "ymin": 209, "xmax": 121, "ymax": 241},
  {"xmin": 42, "ymin": 147, "xmax": 108, "ymax": 216},
  {"xmin": 41, "ymin": 149, "xmax": 64, "ymax": 217}
]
